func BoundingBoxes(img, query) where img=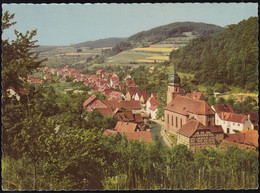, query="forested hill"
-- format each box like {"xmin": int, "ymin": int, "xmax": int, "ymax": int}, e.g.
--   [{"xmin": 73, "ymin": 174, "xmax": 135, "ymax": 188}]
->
[
  {"xmin": 73, "ymin": 37, "xmax": 127, "ymax": 48},
  {"xmin": 169, "ymin": 17, "xmax": 258, "ymax": 91},
  {"xmin": 127, "ymin": 22, "xmax": 224, "ymax": 45},
  {"xmin": 98, "ymin": 22, "xmax": 224, "ymax": 58}
]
